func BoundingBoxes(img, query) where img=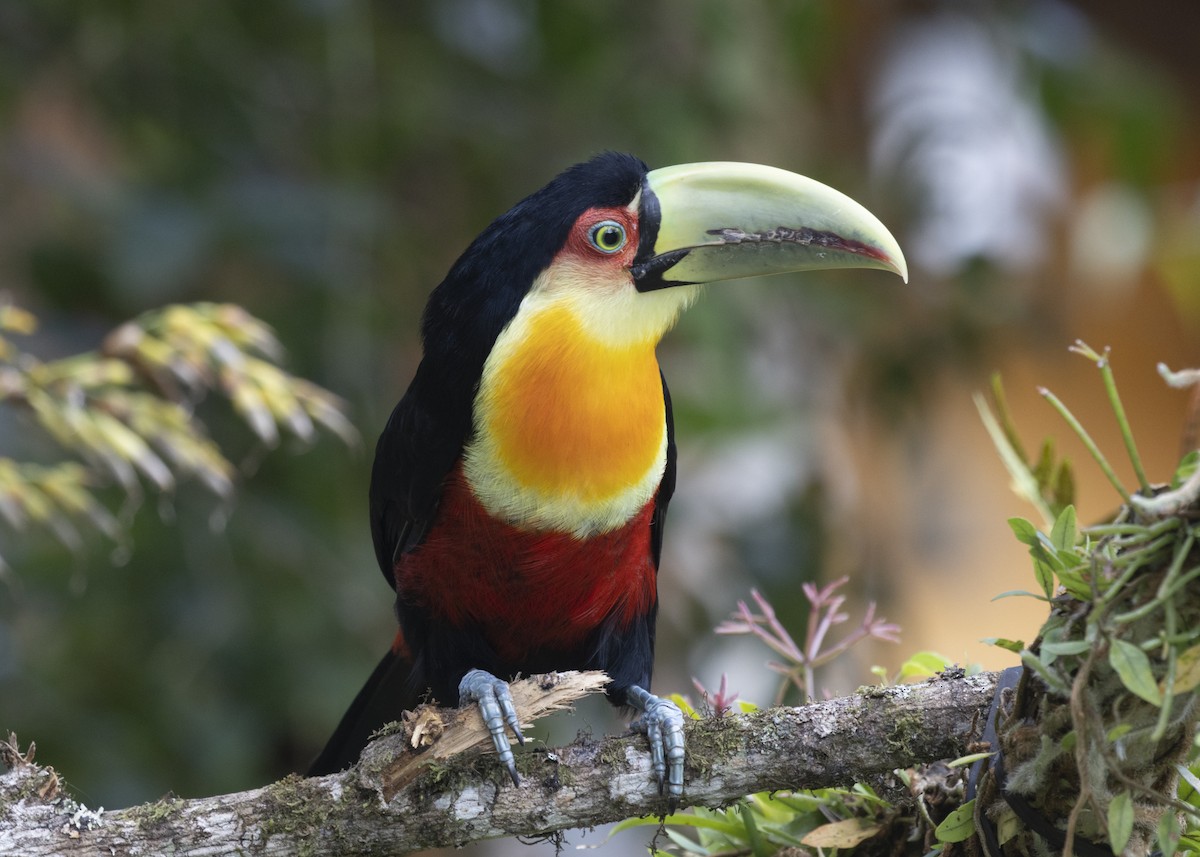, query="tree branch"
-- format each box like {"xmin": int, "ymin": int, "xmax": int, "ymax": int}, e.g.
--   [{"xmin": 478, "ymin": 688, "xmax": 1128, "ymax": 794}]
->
[{"xmin": 0, "ymin": 669, "xmax": 997, "ymax": 856}]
